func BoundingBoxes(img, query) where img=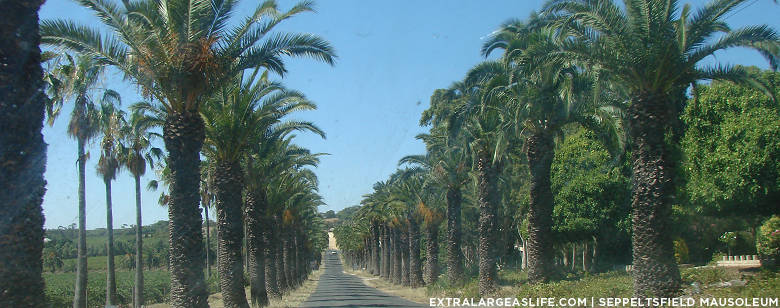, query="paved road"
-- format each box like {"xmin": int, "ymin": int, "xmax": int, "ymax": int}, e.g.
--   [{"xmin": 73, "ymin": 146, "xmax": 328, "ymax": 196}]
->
[{"xmin": 301, "ymin": 250, "xmax": 428, "ymax": 308}]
